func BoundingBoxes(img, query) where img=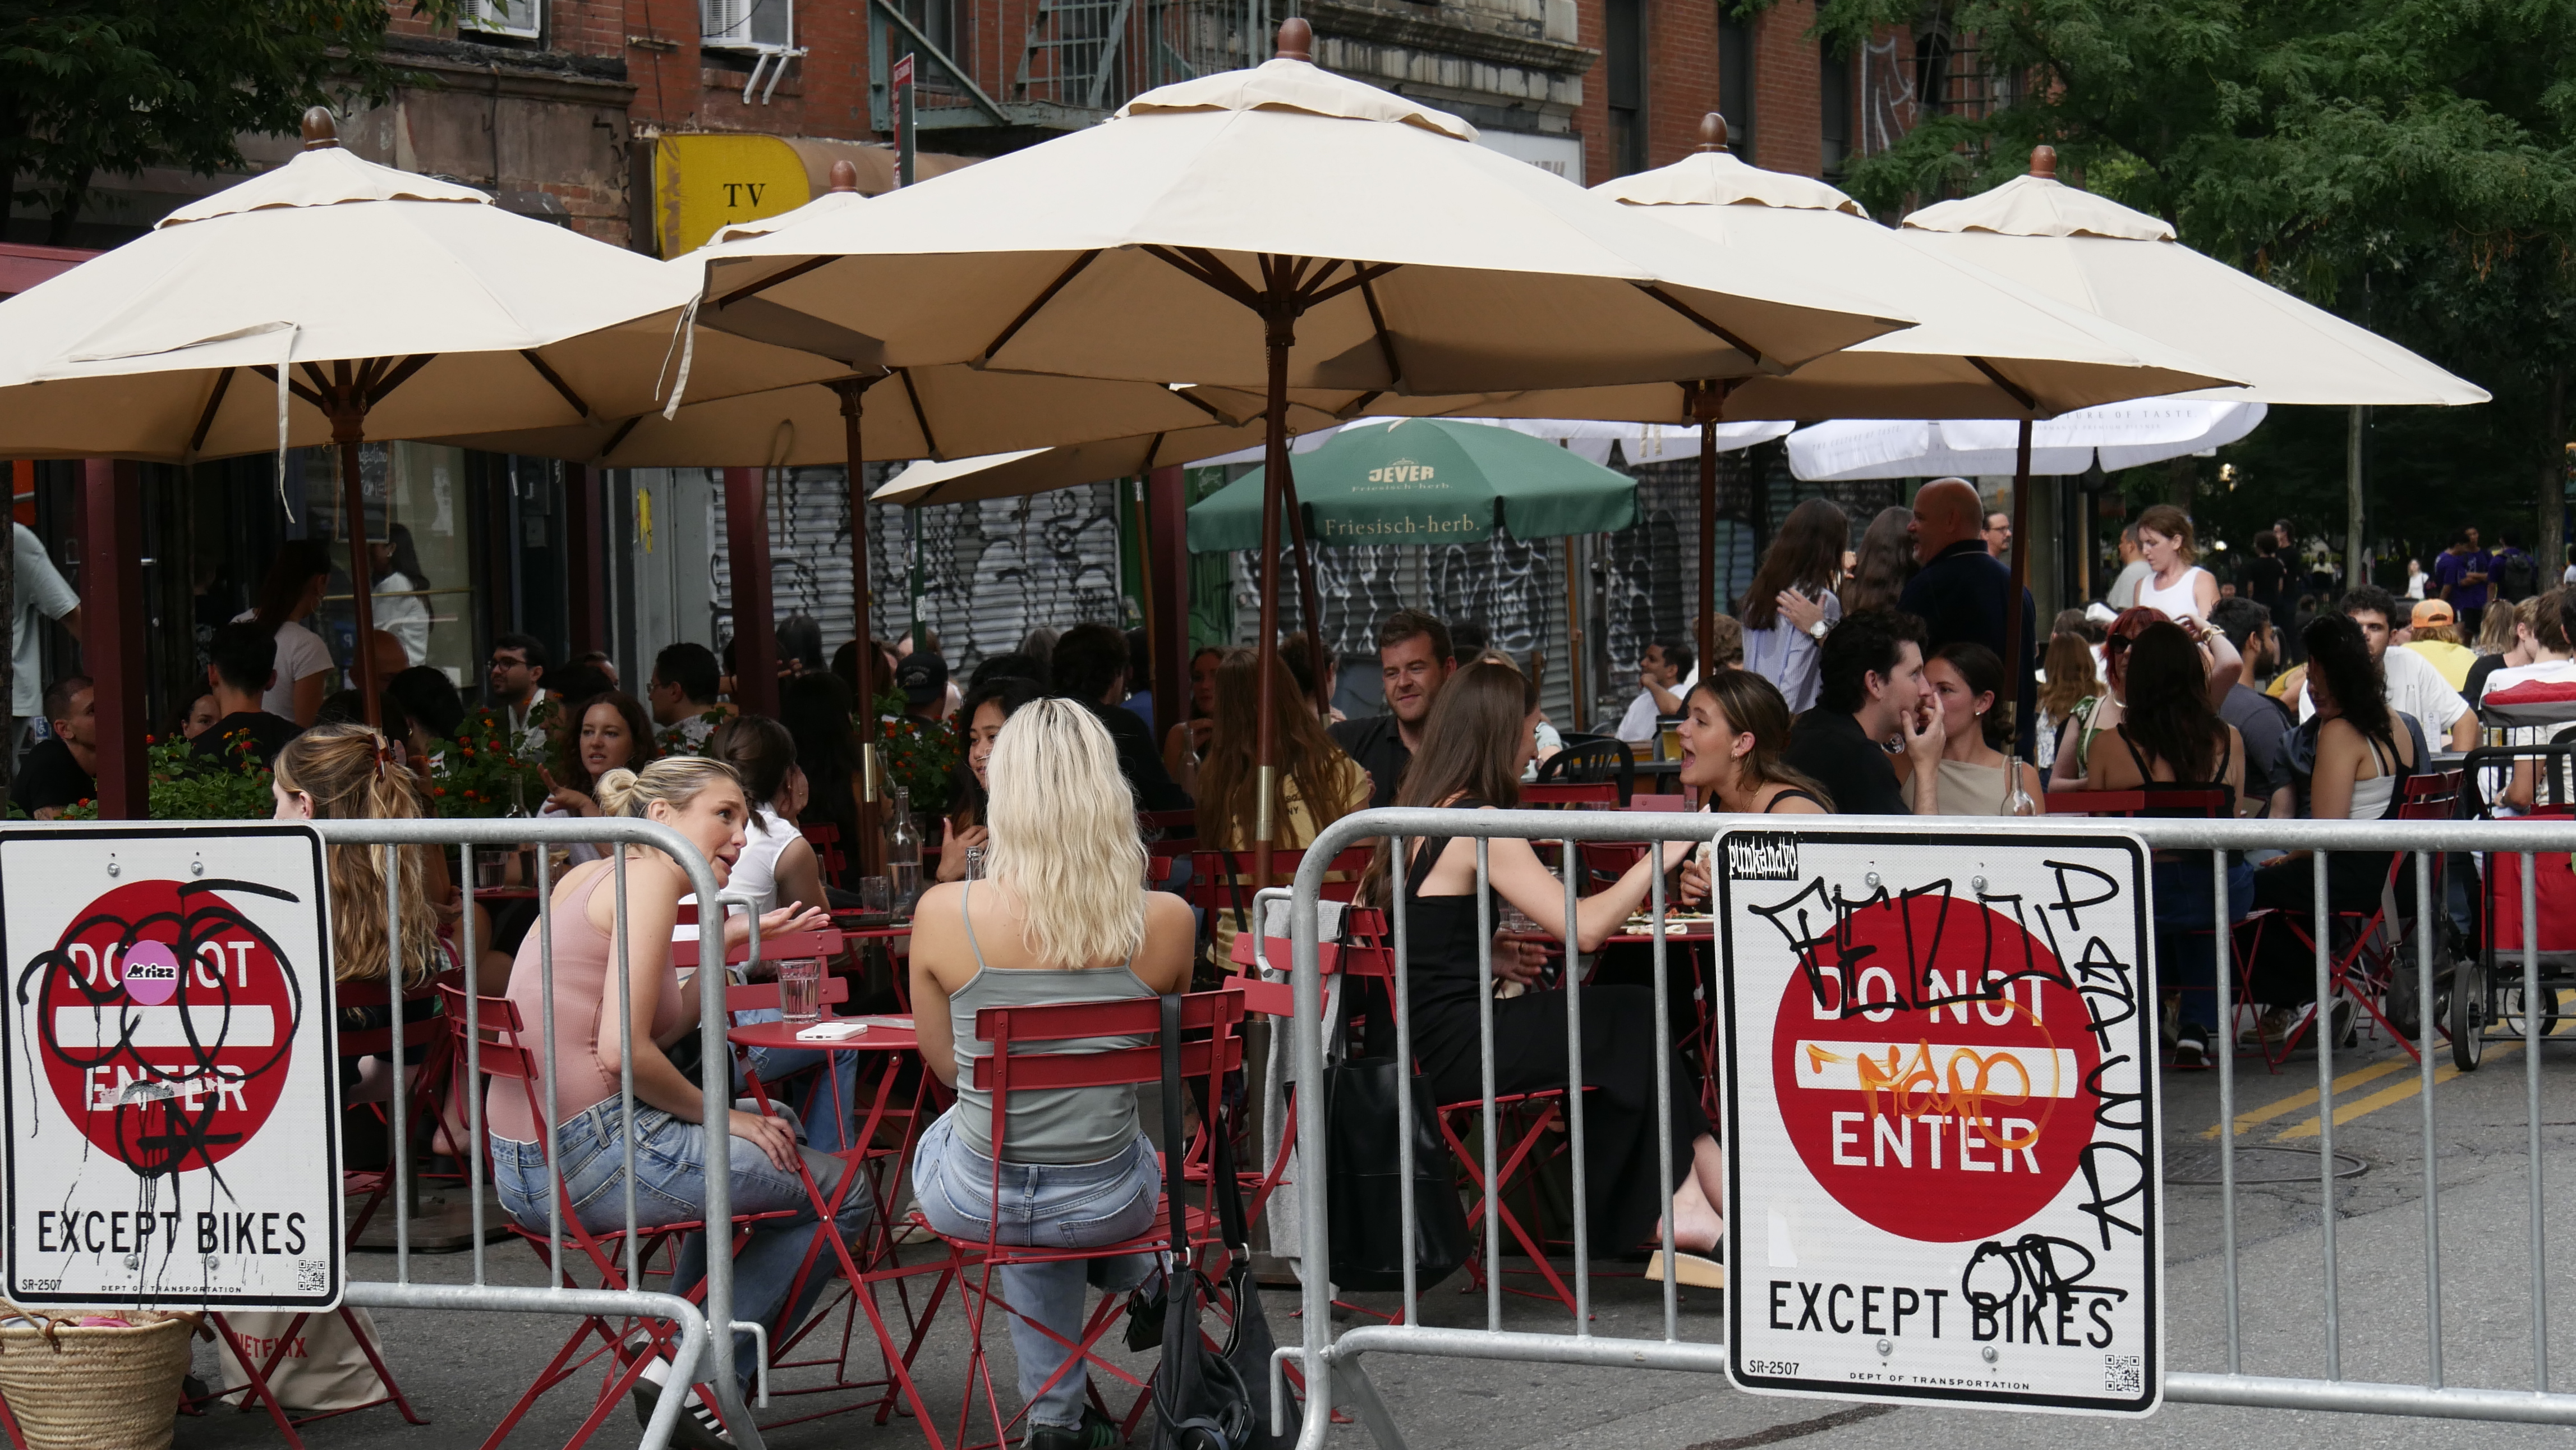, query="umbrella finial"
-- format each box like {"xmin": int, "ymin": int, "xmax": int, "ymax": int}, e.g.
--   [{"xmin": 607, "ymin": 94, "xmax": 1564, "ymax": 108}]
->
[
  {"xmin": 2030, "ymin": 144, "xmax": 2058, "ymax": 179},
  {"xmin": 301, "ymin": 107, "xmax": 340, "ymax": 150},
  {"xmin": 1276, "ymin": 16, "xmax": 1313, "ymax": 61},
  {"xmin": 829, "ymin": 158, "xmax": 860, "ymax": 192},
  {"xmin": 1698, "ymin": 112, "xmax": 1731, "ymax": 152}
]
